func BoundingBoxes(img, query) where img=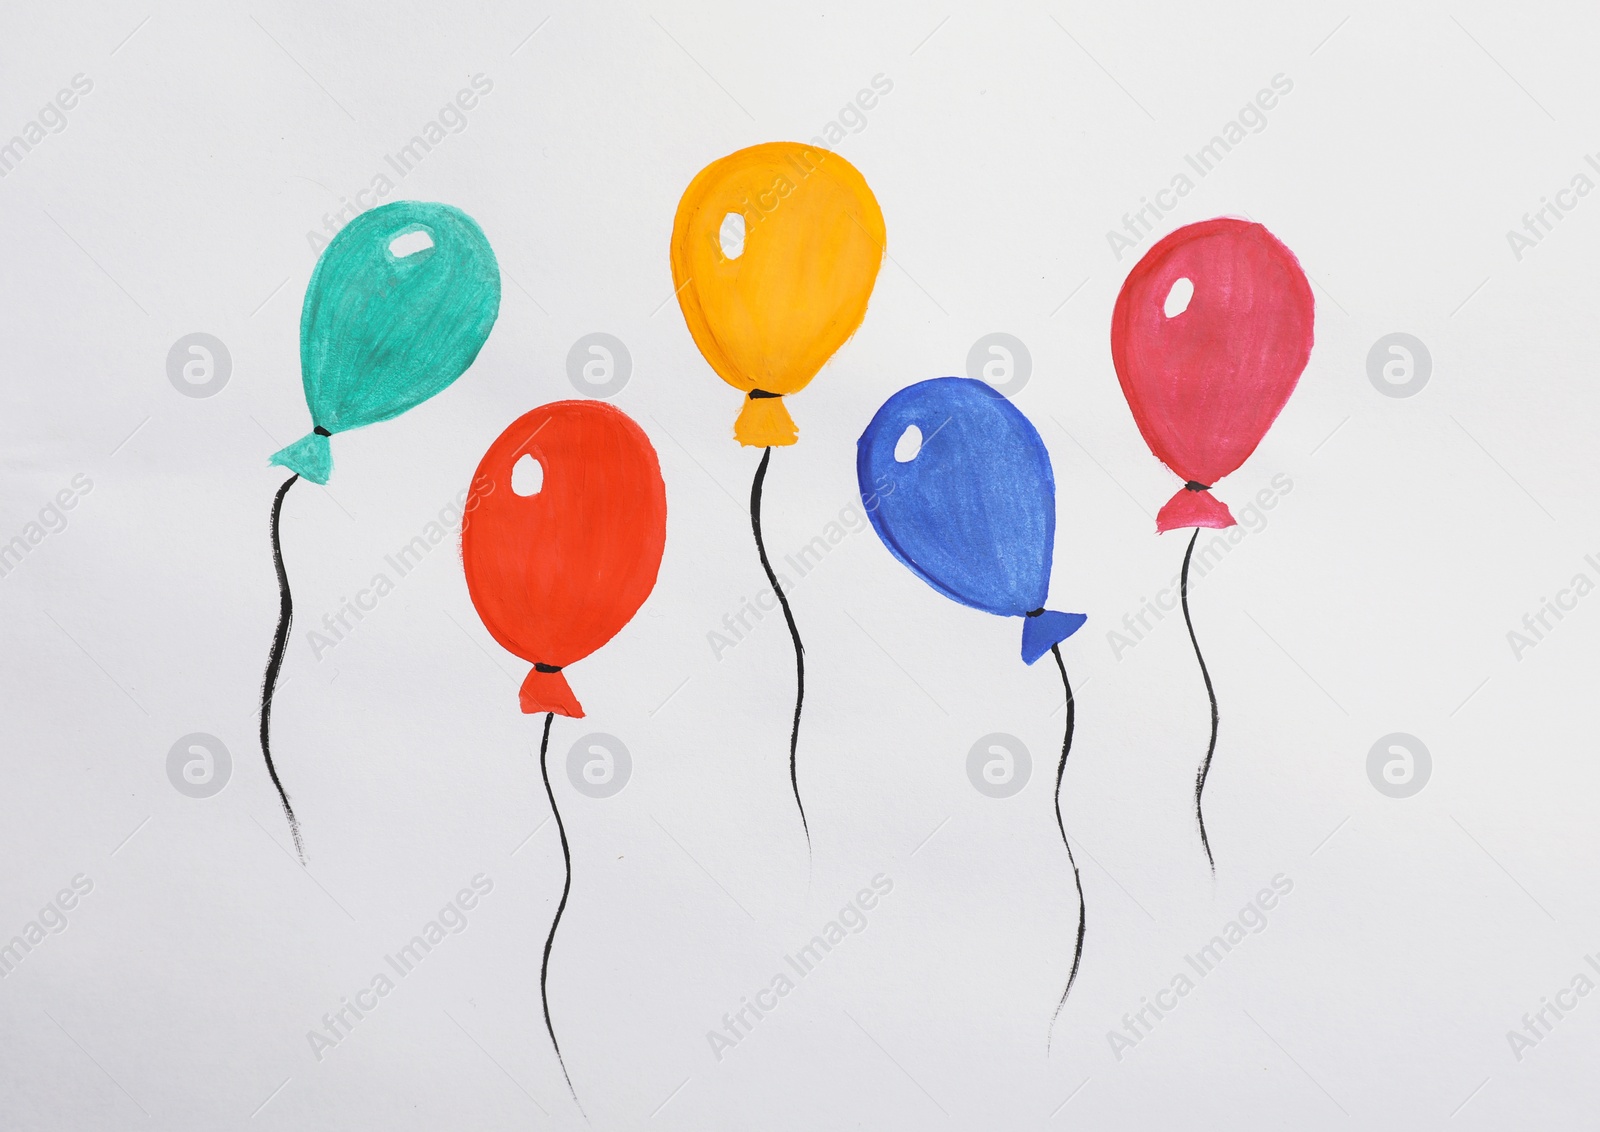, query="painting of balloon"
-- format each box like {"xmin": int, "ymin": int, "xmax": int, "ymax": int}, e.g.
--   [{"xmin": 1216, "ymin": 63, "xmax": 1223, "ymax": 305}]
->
[
  {"xmin": 857, "ymin": 377, "xmax": 1088, "ymax": 1041},
  {"xmin": 671, "ymin": 141, "xmax": 884, "ymax": 846},
  {"xmin": 1111, "ymin": 217, "xmax": 1314, "ymax": 871},
  {"xmin": 460, "ymin": 400, "xmax": 666, "ymax": 1105},
  {"xmin": 260, "ymin": 200, "xmax": 501, "ymax": 860}
]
